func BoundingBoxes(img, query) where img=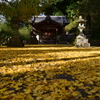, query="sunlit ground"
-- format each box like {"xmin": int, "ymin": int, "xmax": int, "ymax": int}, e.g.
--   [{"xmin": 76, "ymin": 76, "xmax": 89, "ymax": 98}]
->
[{"xmin": 0, "ymin": 44, "xmax": 100, "ymax": 100}]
